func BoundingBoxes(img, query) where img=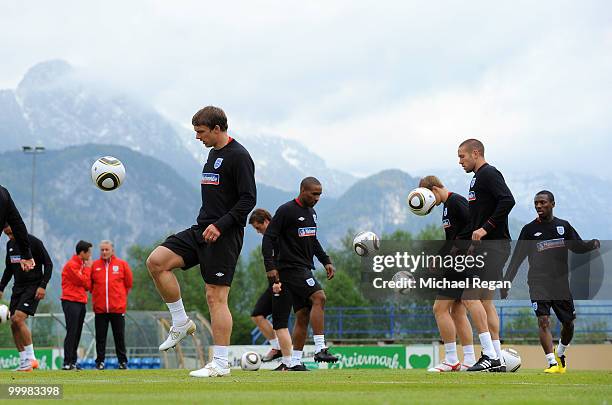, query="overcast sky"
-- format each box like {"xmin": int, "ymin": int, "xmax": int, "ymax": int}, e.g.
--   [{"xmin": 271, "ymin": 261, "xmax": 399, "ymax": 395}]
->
[{"xmin": 1, "ymin": 1, "xmax": 610, "ymax": 177}]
